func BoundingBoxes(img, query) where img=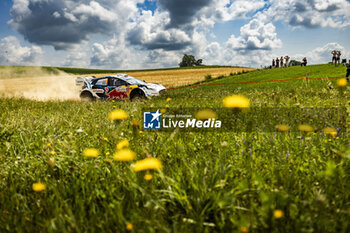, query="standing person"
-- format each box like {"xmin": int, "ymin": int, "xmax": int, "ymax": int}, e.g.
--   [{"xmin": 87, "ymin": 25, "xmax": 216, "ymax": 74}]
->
[
  {"xmin": 284, "ymin": 56, "xmax": 290, "ymax": 67},
  {"xmin": 346, "ymin": 59, "xmax": 350, "ymax": 81},
  {"xmin": 280, "ymin": 56, "xmax": 284, "ymax": 67},
  {"xmin": 332, "ymin": 50, "xmax": 337, "ymax": 64},
  {"xmin": 336, "ymin": 51, "xmax": 341, "ymax": 65},
  {"xmin": 301, "ymin": 57, "xmax": 307, "ymax": 66},
  {"xmin": 276, "ymin": 57, "xmax": 279, "ymax": 68},
  {"xmin": 272, "ymin": 59, "xmax": 275, "ymax": 68}
]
